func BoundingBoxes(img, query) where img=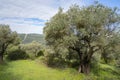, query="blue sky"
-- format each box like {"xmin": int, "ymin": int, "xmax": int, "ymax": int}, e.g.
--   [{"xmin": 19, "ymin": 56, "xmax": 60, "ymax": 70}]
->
[{"xmin": 0, "ymin": 0, "xmax": 120, "ymax": 34}]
